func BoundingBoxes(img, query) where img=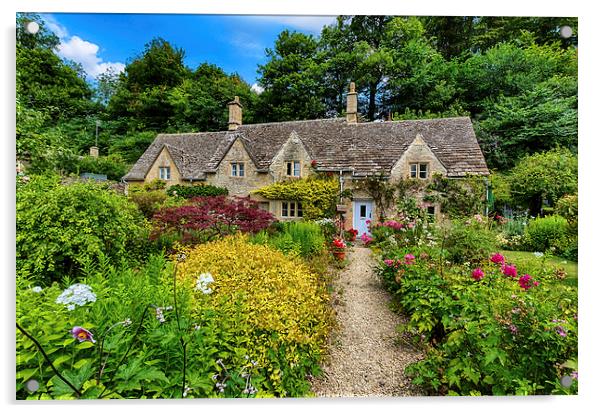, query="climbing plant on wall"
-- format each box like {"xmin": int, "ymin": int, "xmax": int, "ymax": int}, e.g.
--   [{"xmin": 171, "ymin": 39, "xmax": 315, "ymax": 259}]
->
[{"xmin": 253, "ymin": 177, "xmax": 339, "ymax": 220}]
